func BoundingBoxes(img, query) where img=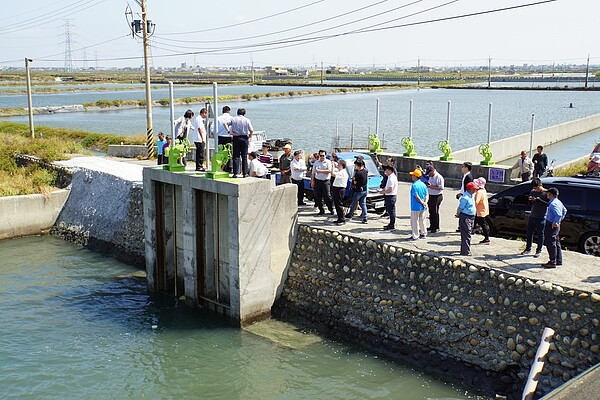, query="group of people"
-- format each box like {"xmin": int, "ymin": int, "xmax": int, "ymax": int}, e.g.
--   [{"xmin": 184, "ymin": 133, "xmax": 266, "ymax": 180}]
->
[
  {"xmin": 511, "ymin": 145, "xmax": 549, "ymax": 181},
  {"xmin": 156, "ymin": 108, "xmax": 208, "ymax": 171}
]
